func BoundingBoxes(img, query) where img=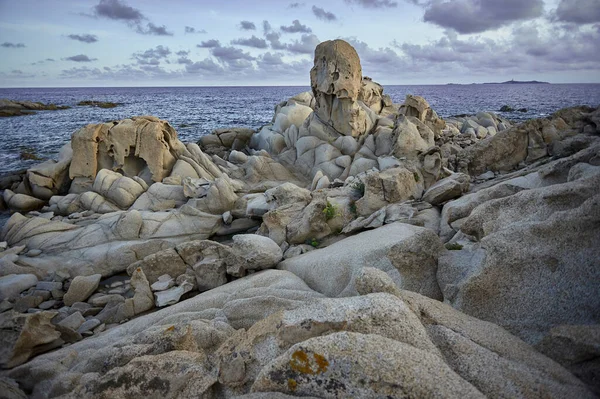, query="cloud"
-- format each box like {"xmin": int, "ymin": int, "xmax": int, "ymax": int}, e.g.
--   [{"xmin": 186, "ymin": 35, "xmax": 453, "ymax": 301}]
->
[
  {"xmin": 231, "ymin": 35, "xmax": 268, "ymax": 49},
  {"xmin": 344, "ymin": 0, "xmax": 398, "ymax": 8},
  {"xmin": 90, "ymin": 0, "xmax": 173, "ymax": 36},
  {"xmin": 281, "ymin": 20, "xmax": 312, "ymax": 33},
  {"xmin": 553, "ymin": 0, "xmax": 600, "ymax": 24},
  {"xmin": 312, "ymin": 6, "xmax": 337, "ymax": 21},
  {"xmin": 64, "ymin": 54, "xmax": 98, "ymax": 62},
  {"xmin": 31, "ymin": 58, "xmax": 56, "ymax": 66},
  {"xmin": 1, "ymin": 42, "xmax": 26, "ymax": 48},
  {"xmin": 133, "ymin": 45, "xmax": 171, "ymax": 65},
  {"xmin": 185, "ymin": 26, "xmax": 207, "ymax": 34},
  {"xmin": 92, "ymin": 0, "xmax": 144, "ymax": 22},
  {"xmin": 136, "ymin": 23, "xmax": 173, "ymax": 36},
  {"xmin": 67, "ymin": 34, "xmax": 98, "ymax": 43},
  {"xmin": 211, "ymin": 46, "xmax": 255, "ymax": 63},
  {"xmin": 185, "ymin": 58, "xmax": 225, "ymax": 74},
  {"xmin": 263, "ymin": 20, "xmax": 272, "ymax": 34},
  {"xmin": 422, "ymin": 0, "xmax": 544, "ymax": 34},
  {"xmin": 197, "ymin": 39, "xmax": 221, "ymax": 48},
  {"xmin": 289, "ymin": 2, "xmax": 305, "ymax": 8},
  {"xmin": 285, "ymin": 34, "xmax": 320, "ymax": 54},
  {"xmin": 176, "ymin": 50, "xmax": 190, "ymax": 56},
  {"xmin": 59, "ymin": 64, "xmax": 183, "ymax": 81},
  {"xmin": 177, "ymin": 57, "xmax": 193, "ymax": 65},
  {"xmin": 259, "ymin": 52, "xmax": 285, "ymax": 66},
  {"xmin": 265, "ymin": 32, "xmax": 286, "ymax": 50},
  {"xmin": 239, "ymin": 21, "xmax": 256, "ymax": 30}
]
